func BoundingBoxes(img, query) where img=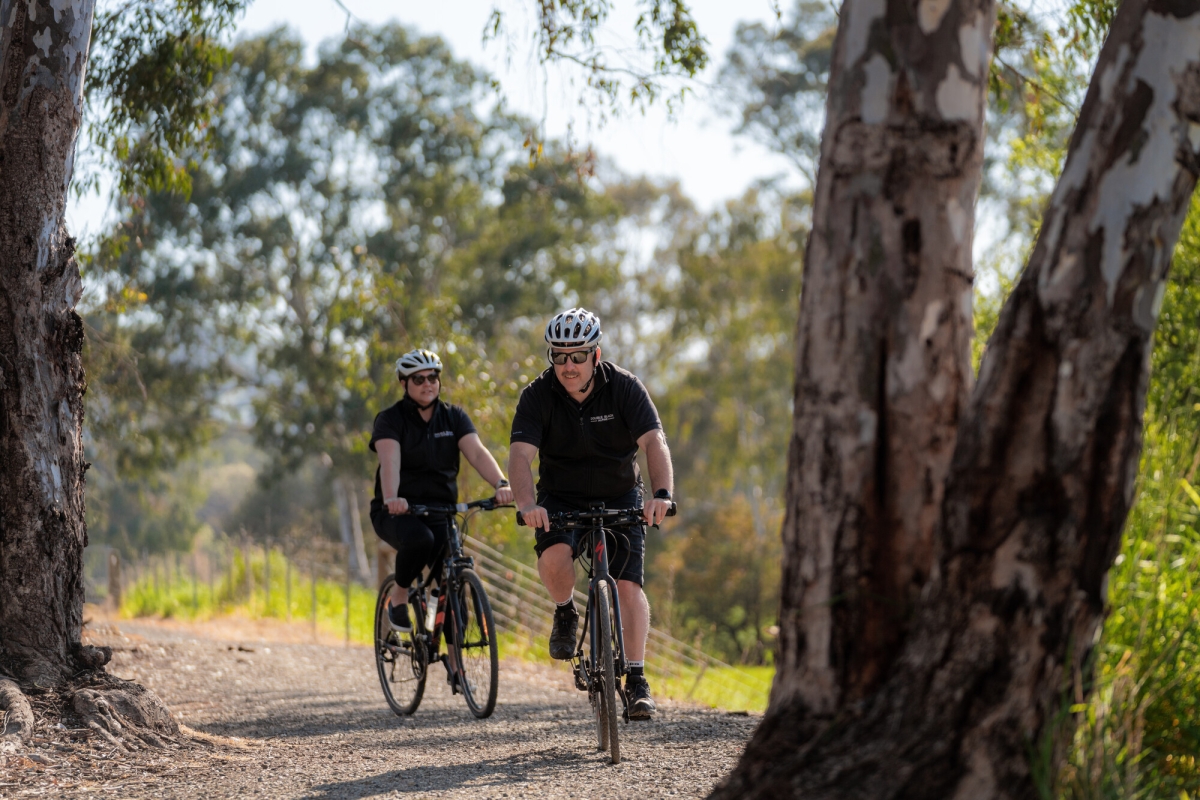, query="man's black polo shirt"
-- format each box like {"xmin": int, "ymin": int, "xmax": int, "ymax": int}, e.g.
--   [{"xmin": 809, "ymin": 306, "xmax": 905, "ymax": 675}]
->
[
  {"xmin": 369, "ymin": 396, "xmax": 476, "ymax": 510},
  {"xmin": 510, "ymin": 361, "xmax": 662, "ymax": 501}
]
